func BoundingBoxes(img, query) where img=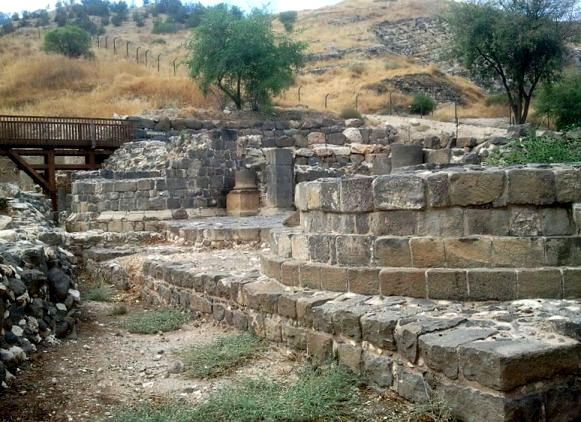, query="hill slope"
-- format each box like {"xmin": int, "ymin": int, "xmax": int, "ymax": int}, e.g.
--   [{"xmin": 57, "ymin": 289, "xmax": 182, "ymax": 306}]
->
[{"xmin": 0, "ymin": 0, "xmax": 502, "ymax": 120}]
